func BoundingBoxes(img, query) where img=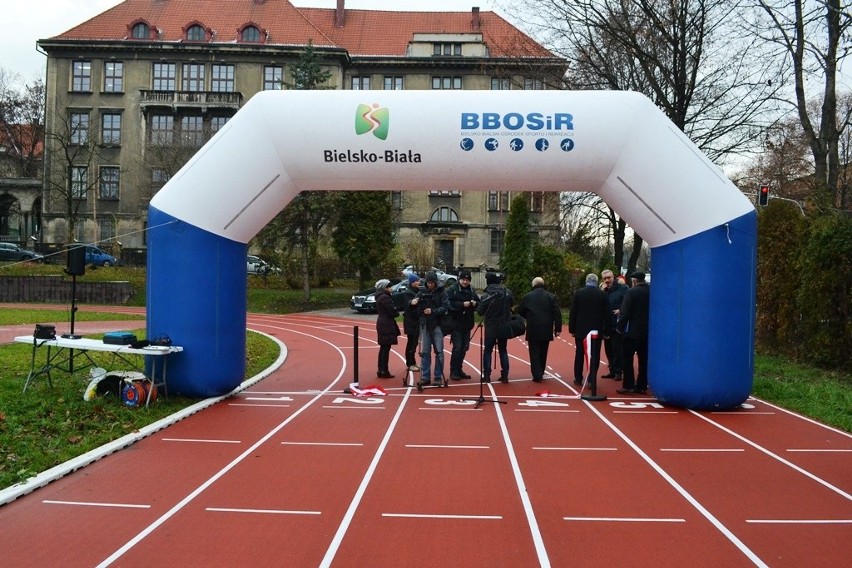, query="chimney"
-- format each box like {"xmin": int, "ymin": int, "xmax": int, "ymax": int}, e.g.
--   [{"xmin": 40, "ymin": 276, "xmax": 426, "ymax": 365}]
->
[
  {"xmin": 336, "ymin": 0, "xmax": 345, "ymax": 28},
  {"xmin": 472, "ymin": 7, "xmax": 481, "ymax": 31}
]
